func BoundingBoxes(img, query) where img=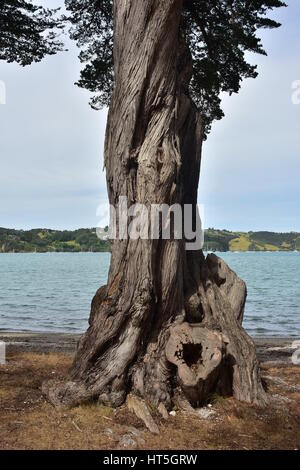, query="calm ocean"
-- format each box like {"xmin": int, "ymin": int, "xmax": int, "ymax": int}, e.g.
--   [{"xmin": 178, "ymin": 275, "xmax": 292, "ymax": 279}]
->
[{"xmin": 0, "ymin": 252, "xmax": 299, "ymax": 337}]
